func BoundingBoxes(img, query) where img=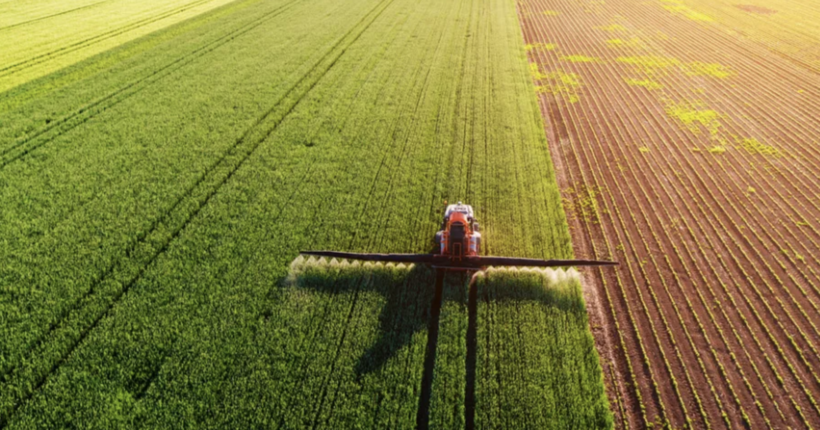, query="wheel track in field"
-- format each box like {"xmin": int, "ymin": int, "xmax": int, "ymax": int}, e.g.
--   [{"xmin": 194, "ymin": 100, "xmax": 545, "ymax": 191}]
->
[
  {"xmin": 300, "ymin": 264, "xmax": 387, "ymax": 430},
  {"xmin": 300, "ymin": 0, "xmax": 458, "ymax": 420},
  {"xmin": 0, "ymin": 0, "xmax": 395, "ymax": 424},
  {"xmin": 372, "ymin": 4, "xmax": 467, "ymax": 420},
  {"xmin": 390, "ymin": 0, "xmax": 476, "ymax": 418},
  {"xmin": 320, "ymin": 0, "xmax": 468, "ymax": 422},
  {"xmin": 396, "ymin": 0, "xmax": 476, "ymax": 419},
  {"xmin": 345, "ymin": 0, "xmax": 474, "ymax": 420},
  {"xmin": 289, "ymin": 35, "xmax": 422, "ymax": 422},
  {"xmin": 0, "ymin": 0, "xmax": 291, "ymax": 168},
  {"xmin": 145, "ymin": 0, "xmax": 420, "ymax": 421},
  {"xmin": 0, "ymin": 0, "xmax": 220, "ymax": 77},
  {"xmin": 343, "ymin": 0, "xmax": 454, "ymax": 255},
  {"xmin": 0, "ymin": 0, "xmax": 303, "ymax": 381},
  {"xmin": 132, "ymin": 159, "xmax": 314, "ymax": 406},
  {"xmin": 0, "ymin": 0, "xmax": 398, "ymax": 366},
  {"xmin": 280, "ymin": 37, "xmax": 415, "ymax": 430},
  {"xmin": 242, "ymin": 6, "xmax": 431, "ymax": 422},
  {"xmin": 0, "ymin": 0, "xmax": 117, "ymax": 32}
]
